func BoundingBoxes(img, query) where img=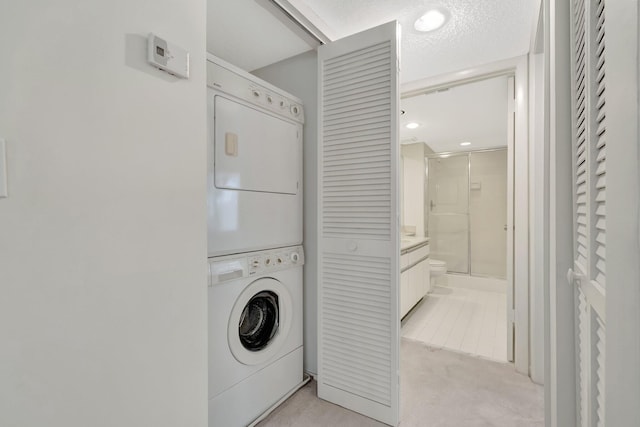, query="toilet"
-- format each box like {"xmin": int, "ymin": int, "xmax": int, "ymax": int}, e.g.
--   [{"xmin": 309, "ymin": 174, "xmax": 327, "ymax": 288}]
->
[{"xmin": 429, "ymin": 259, "xmax": 447, "ymax": 287}]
